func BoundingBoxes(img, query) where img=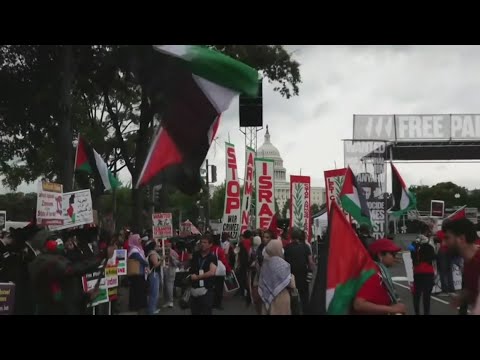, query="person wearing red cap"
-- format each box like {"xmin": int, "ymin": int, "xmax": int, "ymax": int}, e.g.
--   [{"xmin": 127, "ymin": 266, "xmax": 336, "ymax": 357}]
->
[{"xmin": 353, "ymin": 238, "xmax": 407, "ymax": 315}]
